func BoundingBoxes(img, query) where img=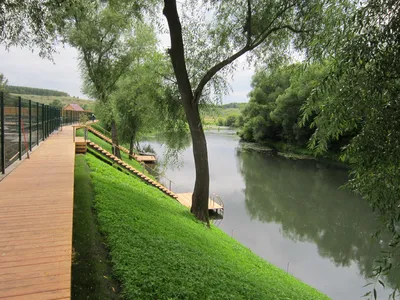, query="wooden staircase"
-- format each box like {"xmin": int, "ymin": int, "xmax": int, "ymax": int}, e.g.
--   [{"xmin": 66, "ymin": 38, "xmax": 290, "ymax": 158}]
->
[
  {"xmin": 75, "ymin": 137, "xmax": 87, "ymax": 154},
  {"xmin": 87, "ymin": 141, "xmax": 178, "ymax": 200},
  {"xmin": 86, "ymin": 126, "xmax": 156, "ymax": 163}
]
